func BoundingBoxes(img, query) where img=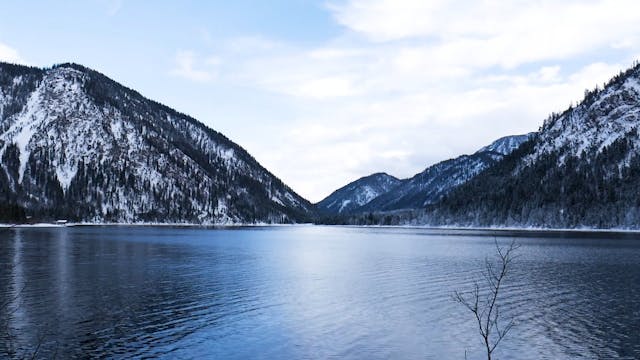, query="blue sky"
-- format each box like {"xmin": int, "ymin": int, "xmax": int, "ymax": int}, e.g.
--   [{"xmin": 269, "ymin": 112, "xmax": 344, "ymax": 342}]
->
[{"xmin": 2, "ymin": 0, "xmax": 640, "ymax": 201}]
